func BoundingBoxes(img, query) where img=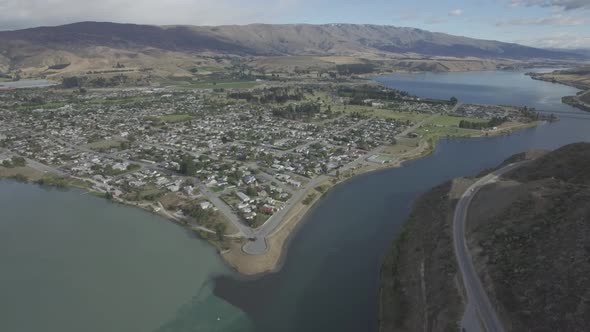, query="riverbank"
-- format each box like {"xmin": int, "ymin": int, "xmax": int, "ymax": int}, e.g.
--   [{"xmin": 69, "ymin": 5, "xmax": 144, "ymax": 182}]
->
[
  {"xmin": 0, "ymin": 118, "xmax": 540, "ymax": 277},
  {"xmin": 527, "ymin": 69, "xmax": 590, "ymax": 112},
  {"xmin": 218, "ymin": 119, "xmax": 538, "ymax": 275}
]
